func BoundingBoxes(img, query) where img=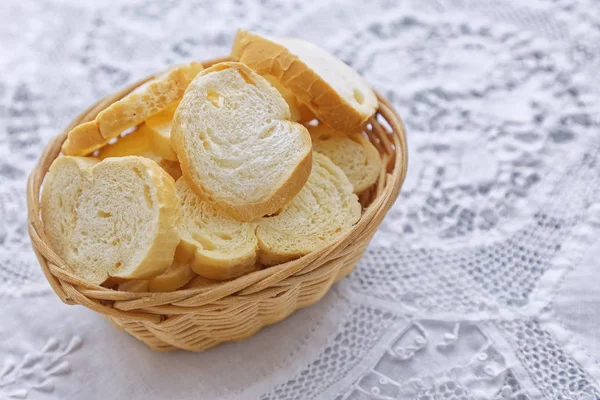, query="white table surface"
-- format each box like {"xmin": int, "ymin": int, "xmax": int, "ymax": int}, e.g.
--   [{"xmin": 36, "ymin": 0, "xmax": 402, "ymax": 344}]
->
[{"xmin": 1, "ymin": 0, "xmax": 600, "ymax": 398}]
